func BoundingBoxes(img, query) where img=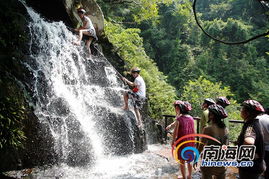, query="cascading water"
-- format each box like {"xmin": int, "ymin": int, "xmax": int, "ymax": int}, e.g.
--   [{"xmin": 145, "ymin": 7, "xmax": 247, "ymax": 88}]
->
[
  {"xmin": 5, "ymin": 2, "xmax": 184, "ymax": 179},
  {"xmin": 23, "ymin": 2, "xmax": 139, "ymax": 166}
]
